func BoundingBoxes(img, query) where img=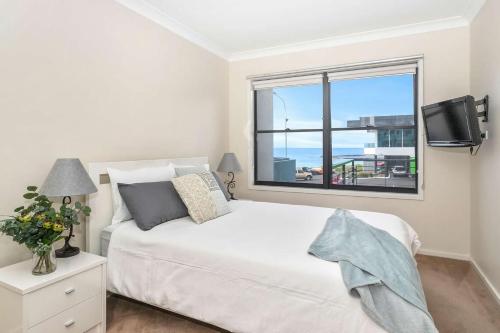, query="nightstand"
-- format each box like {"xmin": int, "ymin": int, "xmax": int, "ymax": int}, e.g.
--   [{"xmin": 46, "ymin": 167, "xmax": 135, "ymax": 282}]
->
[{"xmin": 0, "ymin": 252, "xmax": 106, "ymax": 333}]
